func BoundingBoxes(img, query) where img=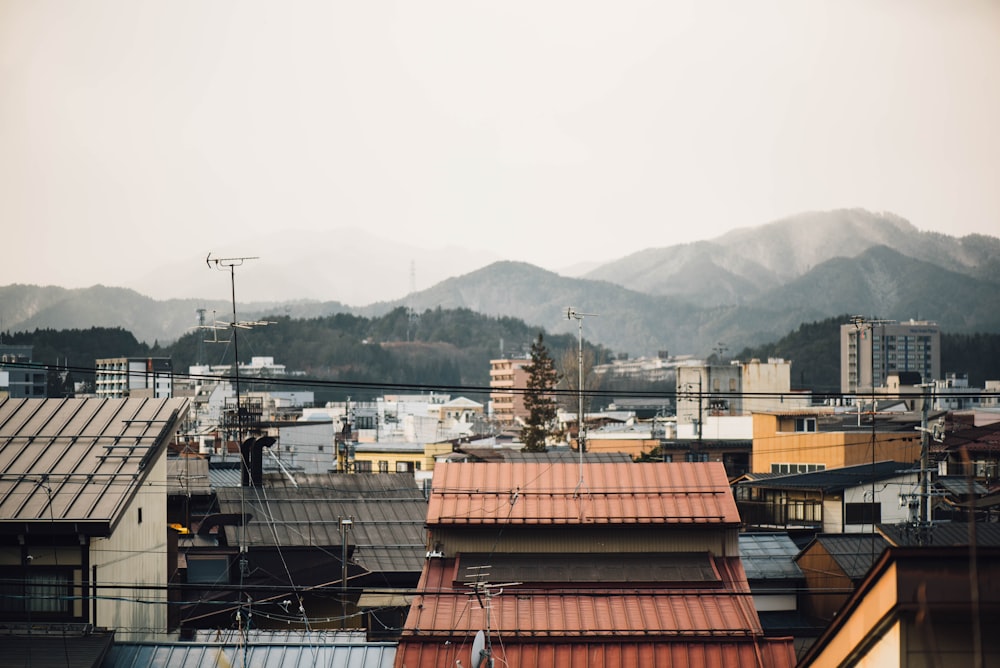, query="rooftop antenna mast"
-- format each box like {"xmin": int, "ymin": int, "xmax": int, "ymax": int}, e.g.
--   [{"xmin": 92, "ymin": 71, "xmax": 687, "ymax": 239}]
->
[
  {"xmin": 206, "ymin": 252, "xmax": 263, "ymax": 666},
  {"xmin": 207, "ymin": 253, "xmax": 259, "ymax": 443},
  {"xmin": 464, "ymin": 566, "xmax": 520, "ymax": 668},
  {"xmin": 566, "ymin": 307, "xmax": 597, "ymax": 492}
]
